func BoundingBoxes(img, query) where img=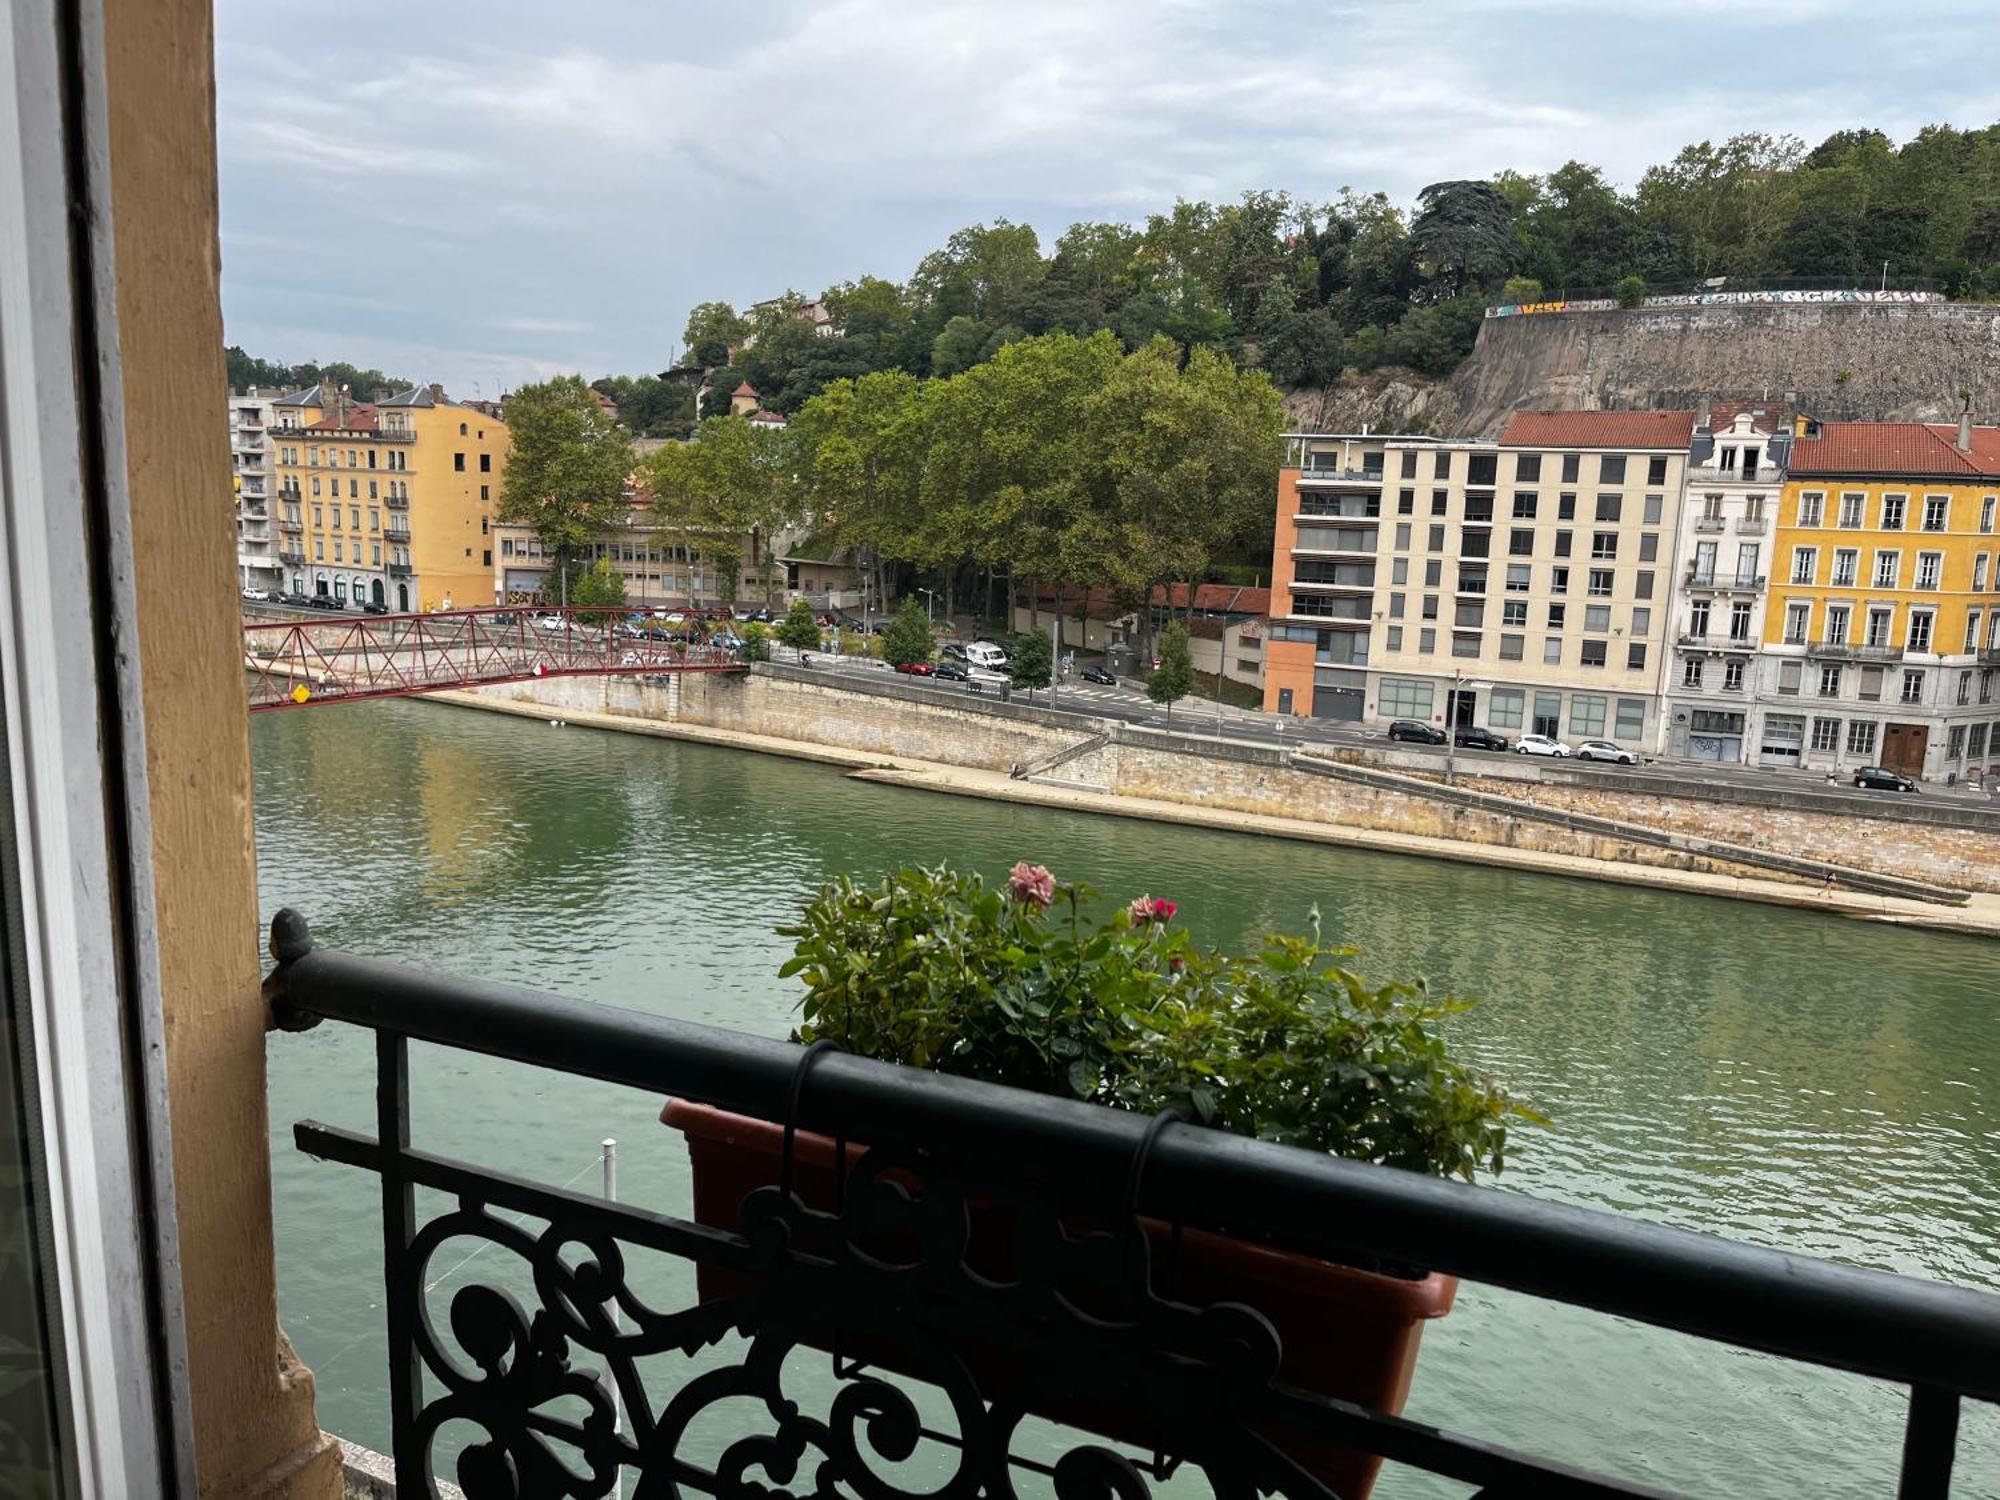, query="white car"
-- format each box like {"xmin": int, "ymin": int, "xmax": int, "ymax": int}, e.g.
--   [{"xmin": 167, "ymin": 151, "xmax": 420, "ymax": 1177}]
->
[
  {"xmin": 1575, "ymin": 740, "xmax": 1638, "ymax": 765},
  {"xmin": 1516, "ymin": 733, "xmax": 1571, "ymax": 757}
]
